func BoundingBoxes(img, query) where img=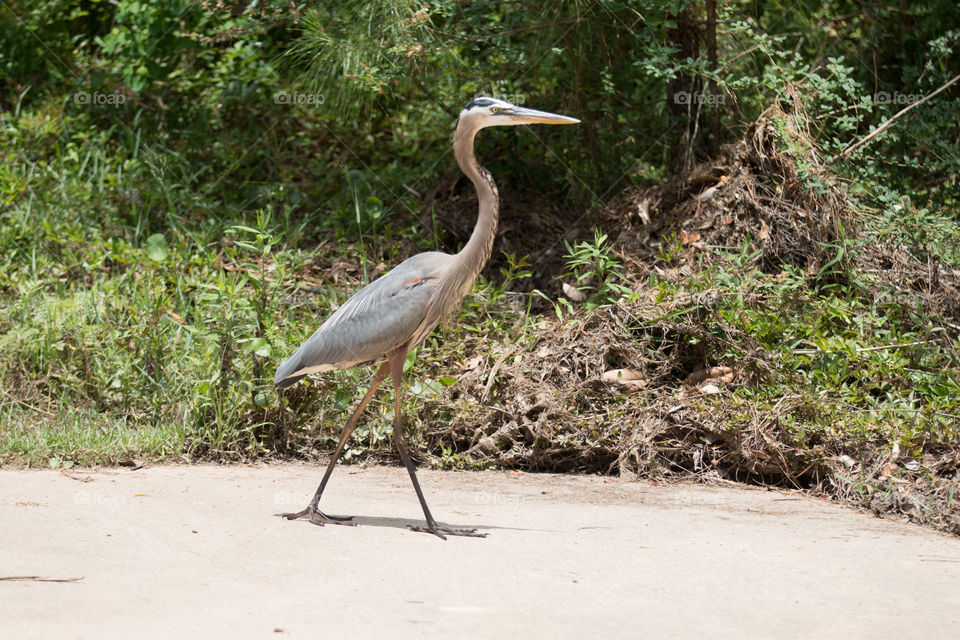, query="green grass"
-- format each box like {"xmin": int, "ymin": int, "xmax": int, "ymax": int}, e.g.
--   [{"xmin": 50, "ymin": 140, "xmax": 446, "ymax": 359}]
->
[
  {"xmin": 1, "ymin": 407, "xmax": 190, "ymax": 467},
  {"xmin": 0, "ymin": 91, "xmax": 408, "ymax": 466},
  {"xmin": 647, "ymin": 253, "xmax": 960, "ymax": 452}
]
